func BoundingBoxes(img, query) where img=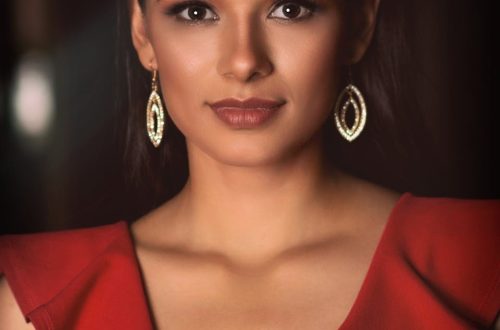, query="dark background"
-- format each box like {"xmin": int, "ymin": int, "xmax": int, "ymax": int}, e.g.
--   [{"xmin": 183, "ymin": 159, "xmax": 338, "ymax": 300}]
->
[{"xmin": 0, "ymin": 0, "xmax": 498, "ymax": 234}]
